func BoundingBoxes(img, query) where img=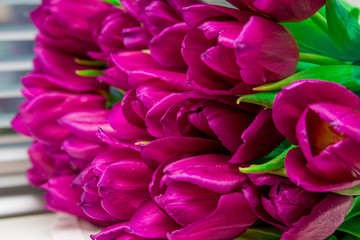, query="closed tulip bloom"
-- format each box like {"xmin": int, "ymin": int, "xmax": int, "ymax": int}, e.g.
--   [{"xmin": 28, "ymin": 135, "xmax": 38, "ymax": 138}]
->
[
  {"xmin": 15, "ymin": 91, "xmax": 105, "ymax": 146},
  {"xmin": 182, "ymin": 4, "xmax": 298, "ymax": 95},
  {"xmin": 142, "ymin": 137, "xmax": 257, "ymax": 240},
  {"xmin": 43, "ymin": 175, "xmax": 114, "ymax": 226},
  {"xmin": 73, "ymin": 148, "xmax": 153, "ymax": 223},
  {"xmin": 226, "ymin": 0, "xmax": 326, "ymax": 22},
  {"xmin": 147, "ymin": 91, "xmax": 283, "ymax": 163},
  {"xmin": 88, "ymin": 8, "xmax": 143, "ymax": 60},
  {"xmin": 31, "ymin": 0, "xmax": 112, "ymax": 55},
  {"xmin": 58, "ymin": 110, "xmax": 115, "ymax": 169},
  {"xmin": 242, "ymin": 174, "xmax": 352, "ymax": 239},
  {"xmin": 121, "ymin": 0, "xmax": 199, "ymax": 36},
  {"xmin": 91, "ymin": 200, "xmax": 180, "ymax": 240},
  {"xmin": 273, "ymin": 80, "xmax": 360, "ymax": 192},
  {"xmin": 27, "ymin": 142, "xmax": 56, "ymax": 187},
  {"xmin": 33, "ymin": 46, "xmax": 107, "ymax": 92}
]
